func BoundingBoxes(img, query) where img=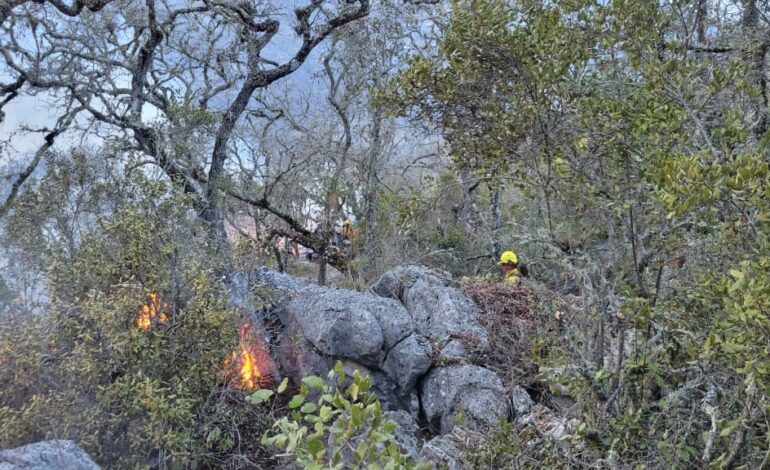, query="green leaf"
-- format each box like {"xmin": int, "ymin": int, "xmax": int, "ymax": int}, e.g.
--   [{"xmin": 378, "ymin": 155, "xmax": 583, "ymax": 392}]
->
[
  {"xmin": 302, "ymin": 376, "xmax": 325, "ymax": 390},
  {"xmin": 277, "ymin": 377, "xmax": 289, "ymax": 393},
  {"xmin": 319, "ymin": 405, "xmax": 332, "ymax": 422},
  {"xmin": 248, "ymin": 388, "xmax": 274, "ymax": 405},
  {"xmin": 289, "ymin": 395, "xmax": 305, "ymax": 409},
  {"xmin": 301, "ymin": 403, "xmax": 318, "ymax": 414}
]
